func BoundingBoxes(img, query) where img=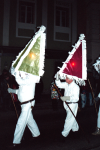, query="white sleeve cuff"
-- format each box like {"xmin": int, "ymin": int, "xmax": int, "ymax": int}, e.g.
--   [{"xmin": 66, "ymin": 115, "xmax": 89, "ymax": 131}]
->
[{"xmin": 98, "ymin": 93, "xmax": 100, "ymax": 98}]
